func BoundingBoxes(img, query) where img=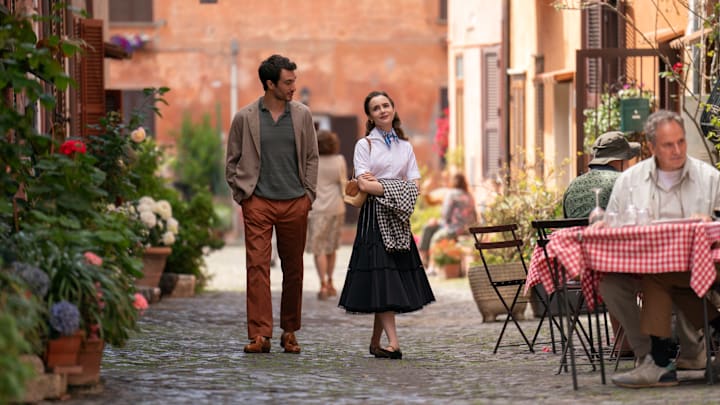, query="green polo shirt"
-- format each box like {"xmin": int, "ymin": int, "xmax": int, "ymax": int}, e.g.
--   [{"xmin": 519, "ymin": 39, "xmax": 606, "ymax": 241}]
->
[{"xmin": 254, "ymin": 98, "xmax": 305, "ymax": 200}]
